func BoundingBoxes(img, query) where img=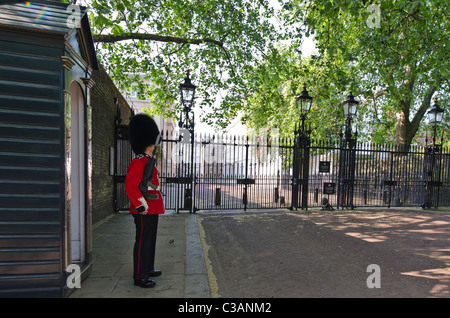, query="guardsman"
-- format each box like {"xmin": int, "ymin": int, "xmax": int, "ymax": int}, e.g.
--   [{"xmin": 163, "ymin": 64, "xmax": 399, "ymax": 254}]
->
[{"xmin": 125, "ymin": 113, "xmax": 165, "ymax": 288}]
